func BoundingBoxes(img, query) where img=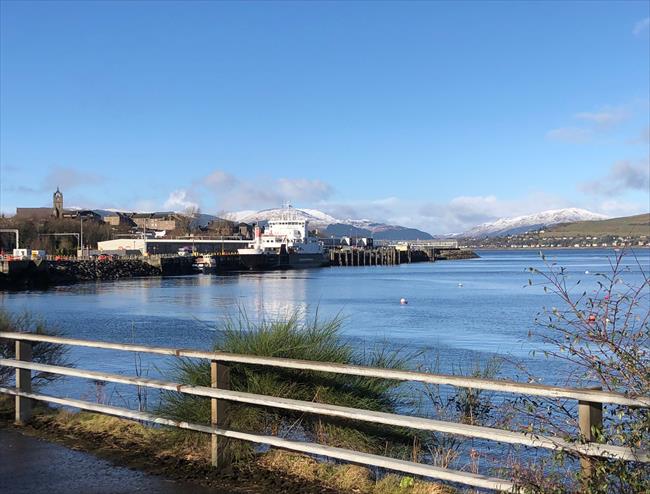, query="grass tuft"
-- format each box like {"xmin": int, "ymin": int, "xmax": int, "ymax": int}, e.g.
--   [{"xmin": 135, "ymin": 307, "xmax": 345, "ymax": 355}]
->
[{"xmin": 159, "ymin": 309, "xmax": 422, "ymax": 461}]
